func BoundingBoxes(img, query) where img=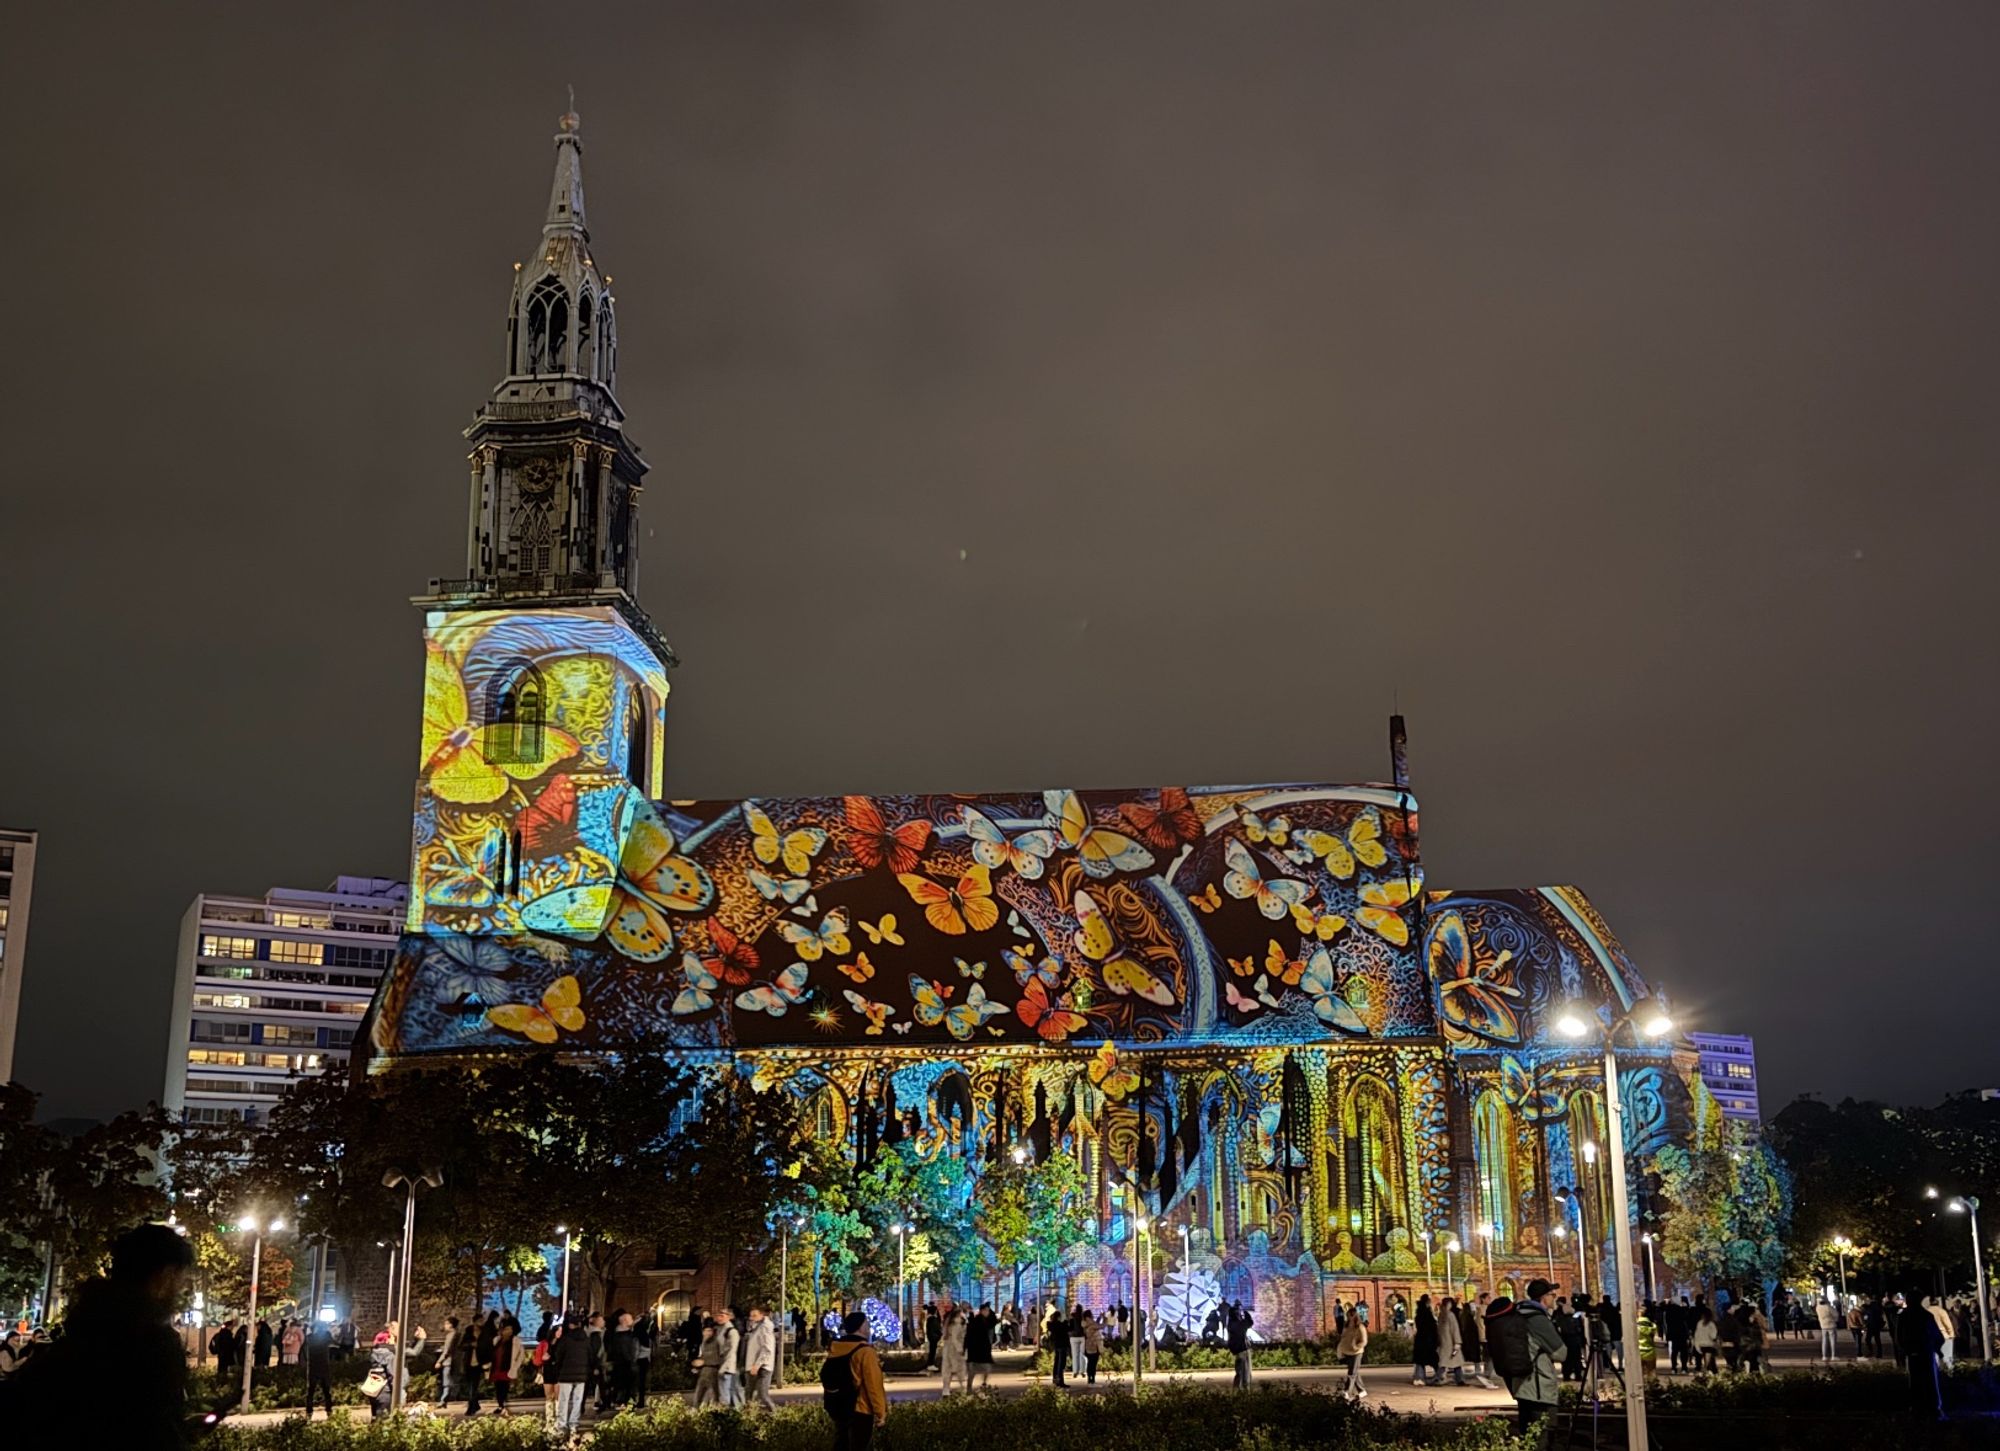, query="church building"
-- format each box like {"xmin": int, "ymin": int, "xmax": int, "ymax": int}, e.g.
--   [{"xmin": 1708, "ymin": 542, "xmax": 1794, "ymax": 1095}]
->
[{"xmin": 362, "ymin": 112, "xmax": 1715, "ymax": 1334}]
